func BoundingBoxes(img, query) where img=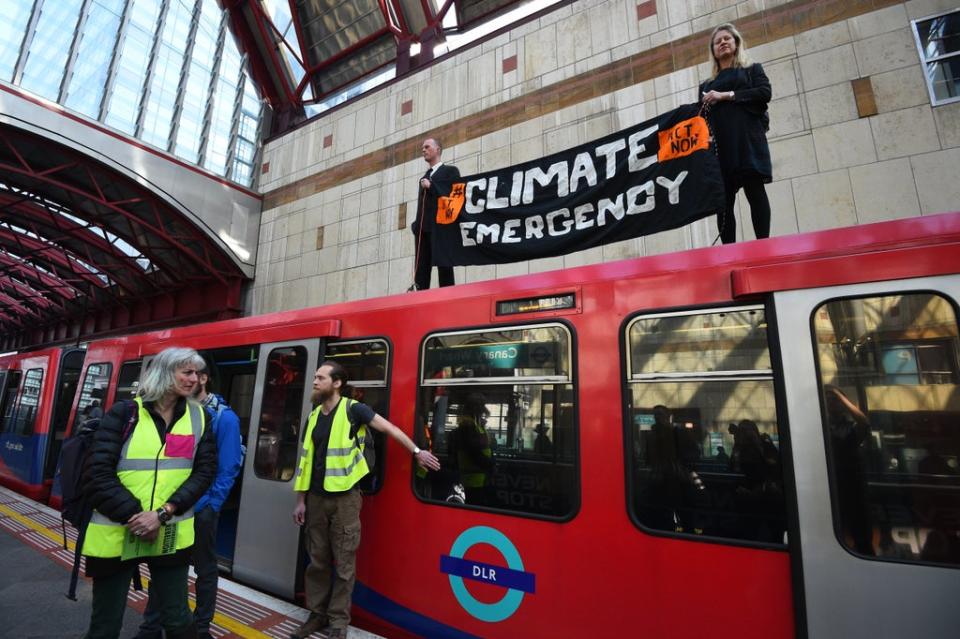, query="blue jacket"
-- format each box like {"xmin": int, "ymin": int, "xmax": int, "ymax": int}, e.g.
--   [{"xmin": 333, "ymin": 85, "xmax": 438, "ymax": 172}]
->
[{"xmin": 194, "ymin": 393, "xmax": 244, "ymax": 513}]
